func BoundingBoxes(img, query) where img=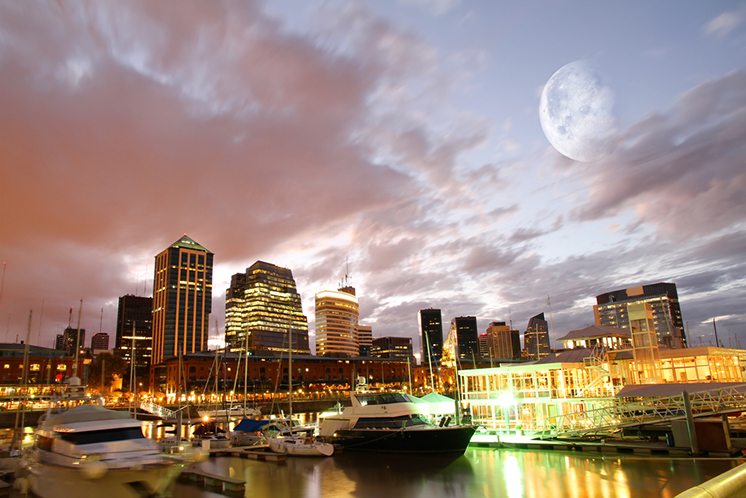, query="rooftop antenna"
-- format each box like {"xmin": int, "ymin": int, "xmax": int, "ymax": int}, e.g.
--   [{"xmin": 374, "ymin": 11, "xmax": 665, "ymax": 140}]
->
[{"xmin": 67, "ymin": 307, "xmax": 73, "ymax": 328}]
